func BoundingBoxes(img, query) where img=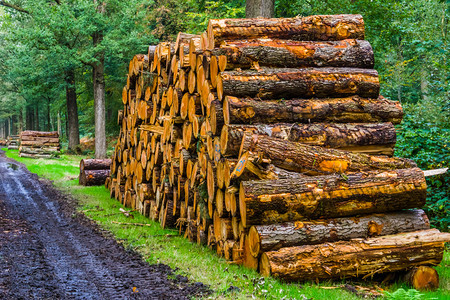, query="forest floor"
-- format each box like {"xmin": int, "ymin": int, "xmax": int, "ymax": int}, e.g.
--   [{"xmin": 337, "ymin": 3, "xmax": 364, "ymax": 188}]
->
[
  {"xmin": 1, "ymin": 148, "xmax": 449, "ymax": 299},
  {"xmin": 0, "ymin": 149, "xmax": 209, "ymax": 299}
]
